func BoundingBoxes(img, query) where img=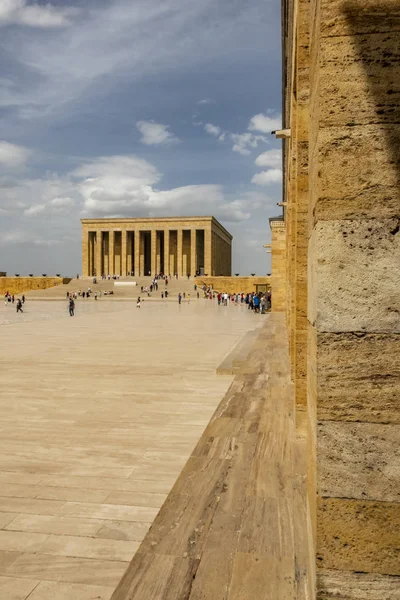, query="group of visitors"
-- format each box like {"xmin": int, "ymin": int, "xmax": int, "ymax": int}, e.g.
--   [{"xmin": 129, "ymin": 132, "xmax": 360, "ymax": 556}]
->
[
  {"xmin": 67, "ymin": 289, "xmax": 107, "ymax": 300},
  {"xmin": 246, "ymin": 292, "xmax": 271, "ymax": 313},
  {"xmin": 100, "ymin": 274, "xmax": 121, "ymax": 280},
  {"xmin": 178, "ymin": 292, "xmax": 191, "ymax": 304},
  {"xmin": 201, "ymin": 288, "xmax": 271, "ymax": 314},
  {"xmin": 4, "ymin": 292, "xmax": 25, "ymax": 313}
]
